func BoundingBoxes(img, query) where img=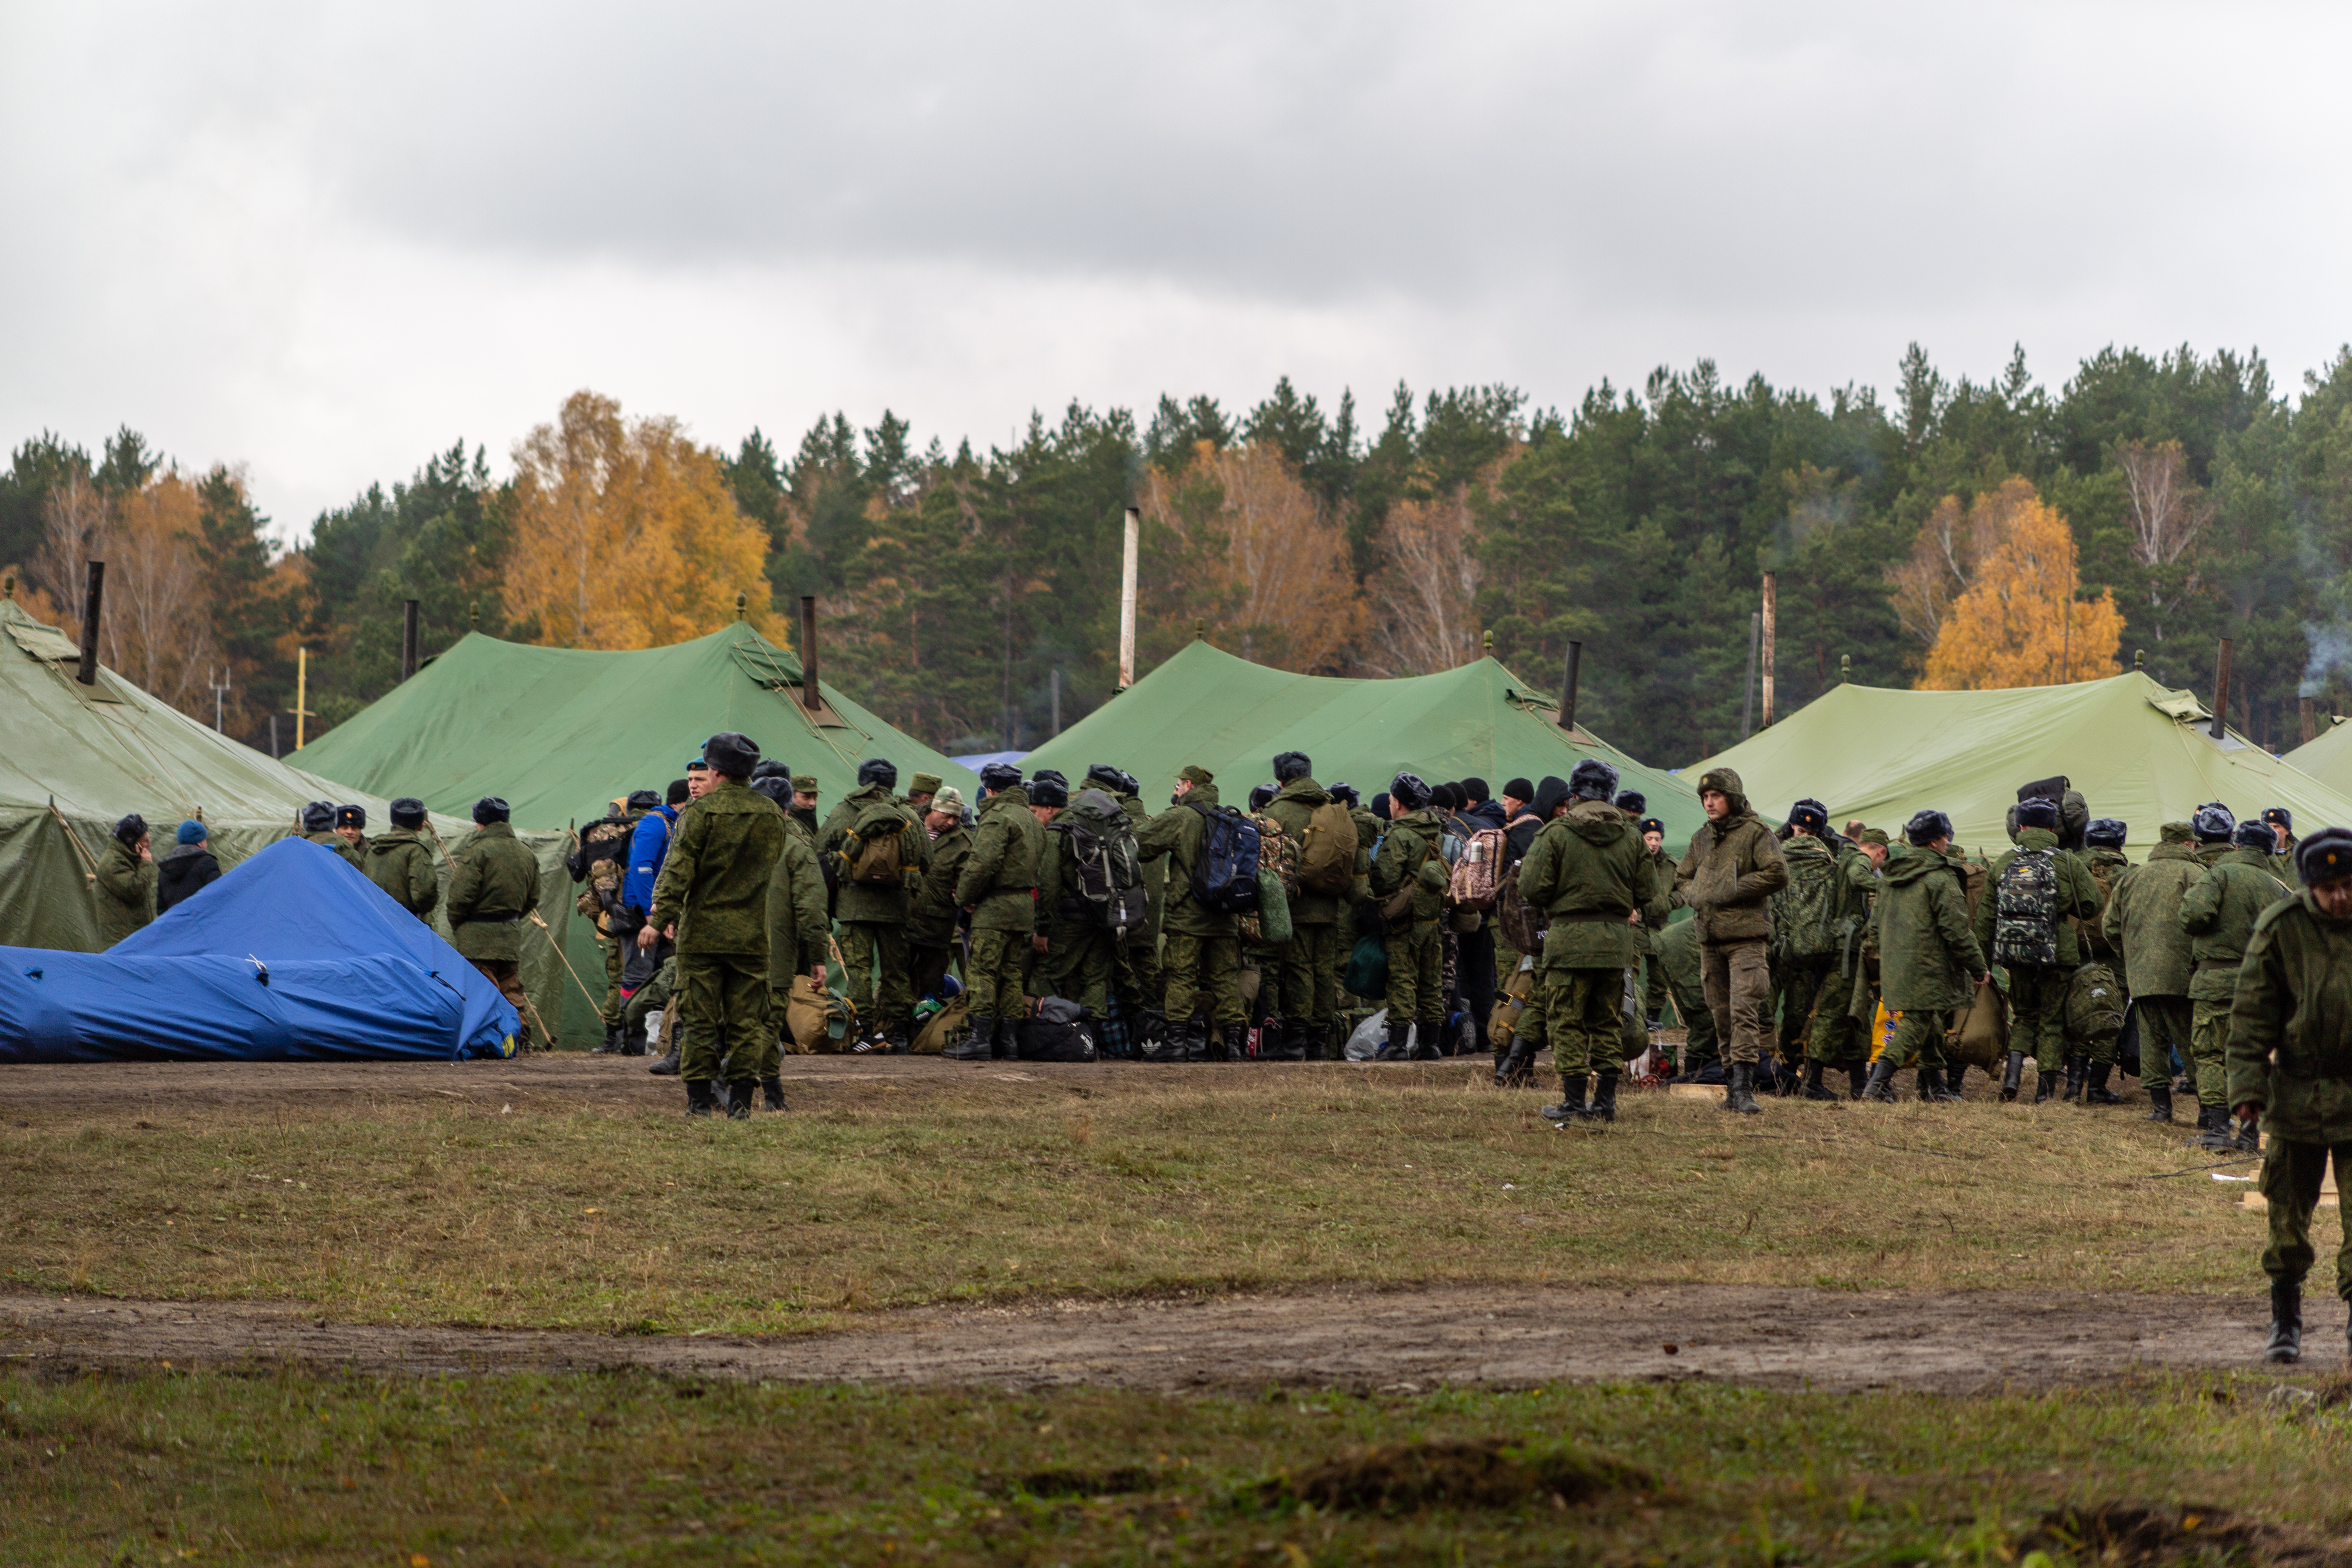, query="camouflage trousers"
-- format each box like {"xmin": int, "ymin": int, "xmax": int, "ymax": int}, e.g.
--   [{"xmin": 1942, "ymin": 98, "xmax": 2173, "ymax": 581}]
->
[
  {"xmin": 909, "ymin": 941, "xmax": 955, "ymax": 1010},
  {"xmin": 1804, "ymin": 963, "xmax": 1873, "ymax": 1067},
  {"xmin": 2261, "ymin": 1139, "xmax": 2352, "ymax": 1298},
  {"xmin": 600, "ymin": 935, "xmax": 625, "ymax": 1028},
  {"xmin": 2190, "ymin": 996, "xmax": 2234, "ymax": 1109},
  {"xmin": 1877, "ymin": 1007, "xmax": 1949, "ymax": 1074},
  {"xmin": 838, "ymin": 921, "xmax": 912, "ymax": 1027},
  {"xmin": 964, "ymin": 928, "xmax": 1031, "ymax": 1022},
  {"xmin": 2135, "ymin": 995, "xmax": 2193, "ymax": 1090},
  {"xmin": 1118, "ymin": 935, "xmax": 1165, "ymax": 1016},
  {"xmin": 2005, "ymin": 964, "xmax": 2069, "ymax": 1074},
  {"xmin": 1042, "ymin": 923, "xmax": 1117, "ymax": 1015},
  {"xmin": 1383, "ymin": 922, "xmax": 1443, "ymax": 1030},
  {"xmin": 1537, "ymin": 966, "xmax": 1627, "ymax": 1078},
  {"xmin": 622, "ymin": 955, "xmax": 675, "ymax": 1043},
  {"xmin": 1163, "ymin": 930, "xmax": 1243, "ymax": 1027},
  {"xmin": 1775, "ymin": 957, "xmax": 1836, "ymax": 1068},
  {"xmin": 1281, "ymin": 921, "xmax": 1342, "ymax": 1029},
  {"xmin": 1701, "ymin": 939, "xmax": 1771, "ymax": 1066},
  {"xmin": 676, "ymin": 952, "xmax": 768, "ymax": 1085}
]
